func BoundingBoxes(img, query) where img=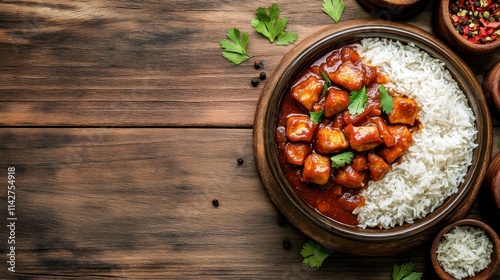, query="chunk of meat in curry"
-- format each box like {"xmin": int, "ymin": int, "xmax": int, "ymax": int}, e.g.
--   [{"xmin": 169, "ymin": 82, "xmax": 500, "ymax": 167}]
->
[{"xmin": 276, "ymin": 44, "xmax": 420, "ymax": 225}]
